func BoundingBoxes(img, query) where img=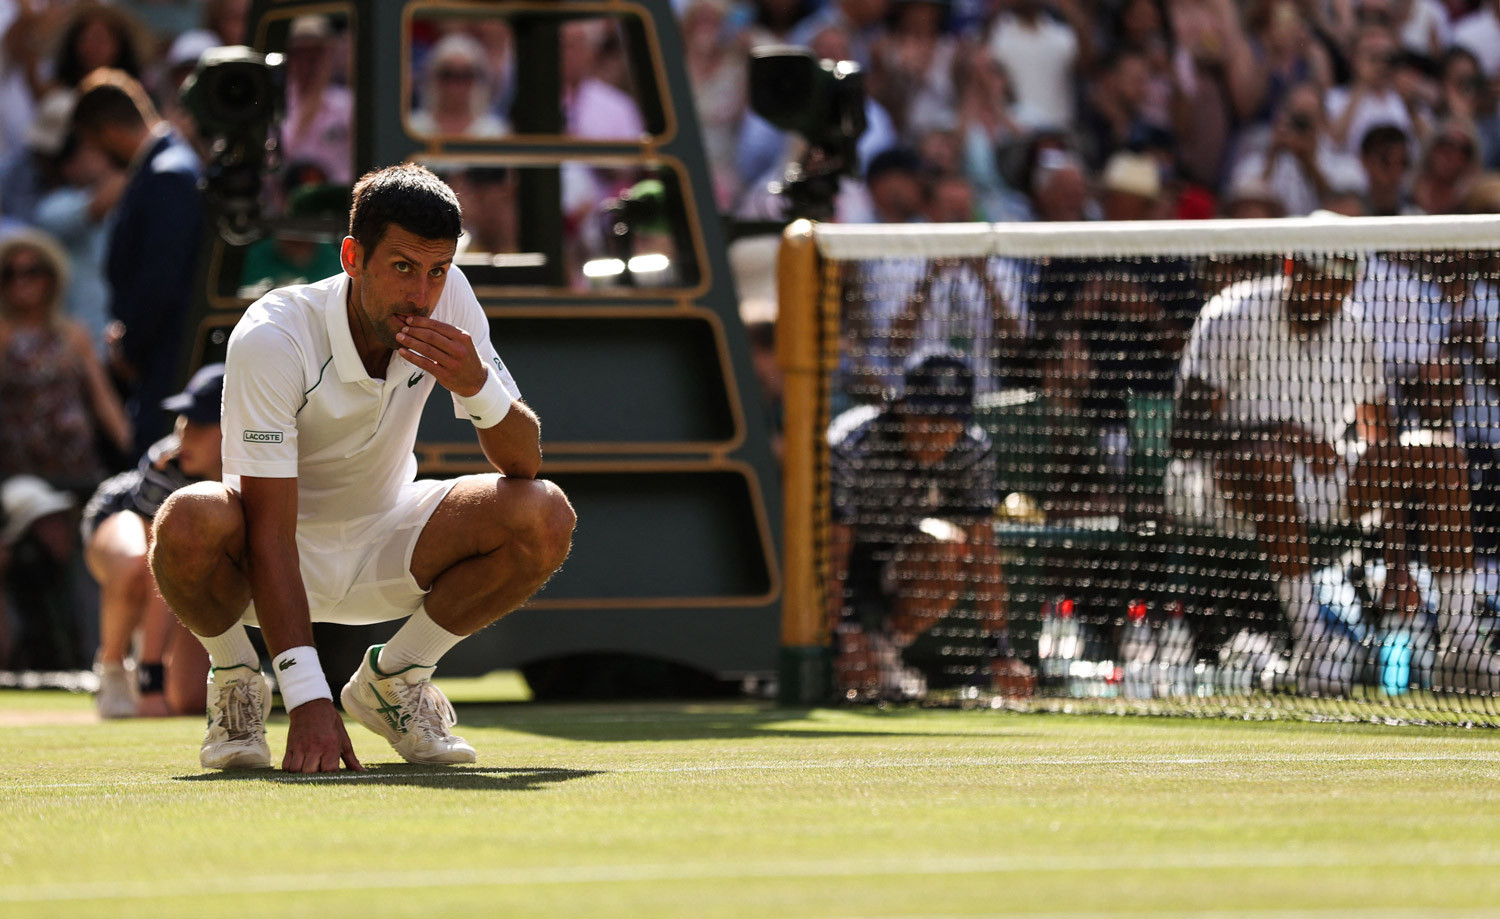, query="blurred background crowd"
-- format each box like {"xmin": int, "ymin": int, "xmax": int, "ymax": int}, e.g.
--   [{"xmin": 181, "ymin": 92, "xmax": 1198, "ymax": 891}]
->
[{"xmin": 1, "ymin": 0, "xmax": 1500, "ymax": 674}]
